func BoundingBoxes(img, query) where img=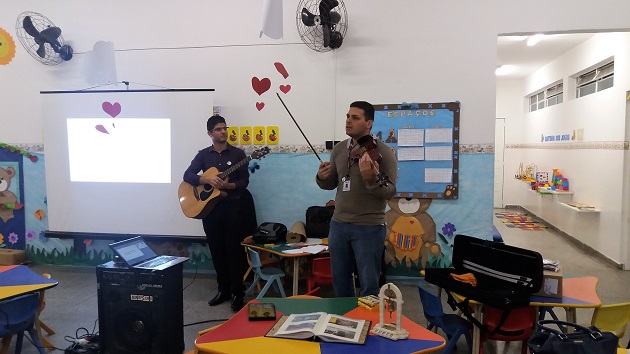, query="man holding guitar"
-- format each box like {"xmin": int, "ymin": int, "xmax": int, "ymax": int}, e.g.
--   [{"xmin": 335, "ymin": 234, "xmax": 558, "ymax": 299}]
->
[
  {"xmin": 316, "ymin": 101, "xmax": 397, "ymax": 298},
  {"xmin": 183, "ymin": 115, "xmax": 256, "ymax": 311}
]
